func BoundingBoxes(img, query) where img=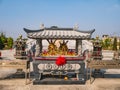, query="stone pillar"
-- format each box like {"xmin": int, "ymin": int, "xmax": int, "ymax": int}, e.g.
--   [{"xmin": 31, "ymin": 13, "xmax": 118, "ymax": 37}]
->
[
  {"xmin": 76, "ymin": 40, "xmax": 82, "ymax": 56},
  {"xmin": 76, "ymin": 40, "xmax": 78, "ymax": 54},
  {"xmin": 35, "ymin": 39, "xmax": 42, "ymax": 57}
]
